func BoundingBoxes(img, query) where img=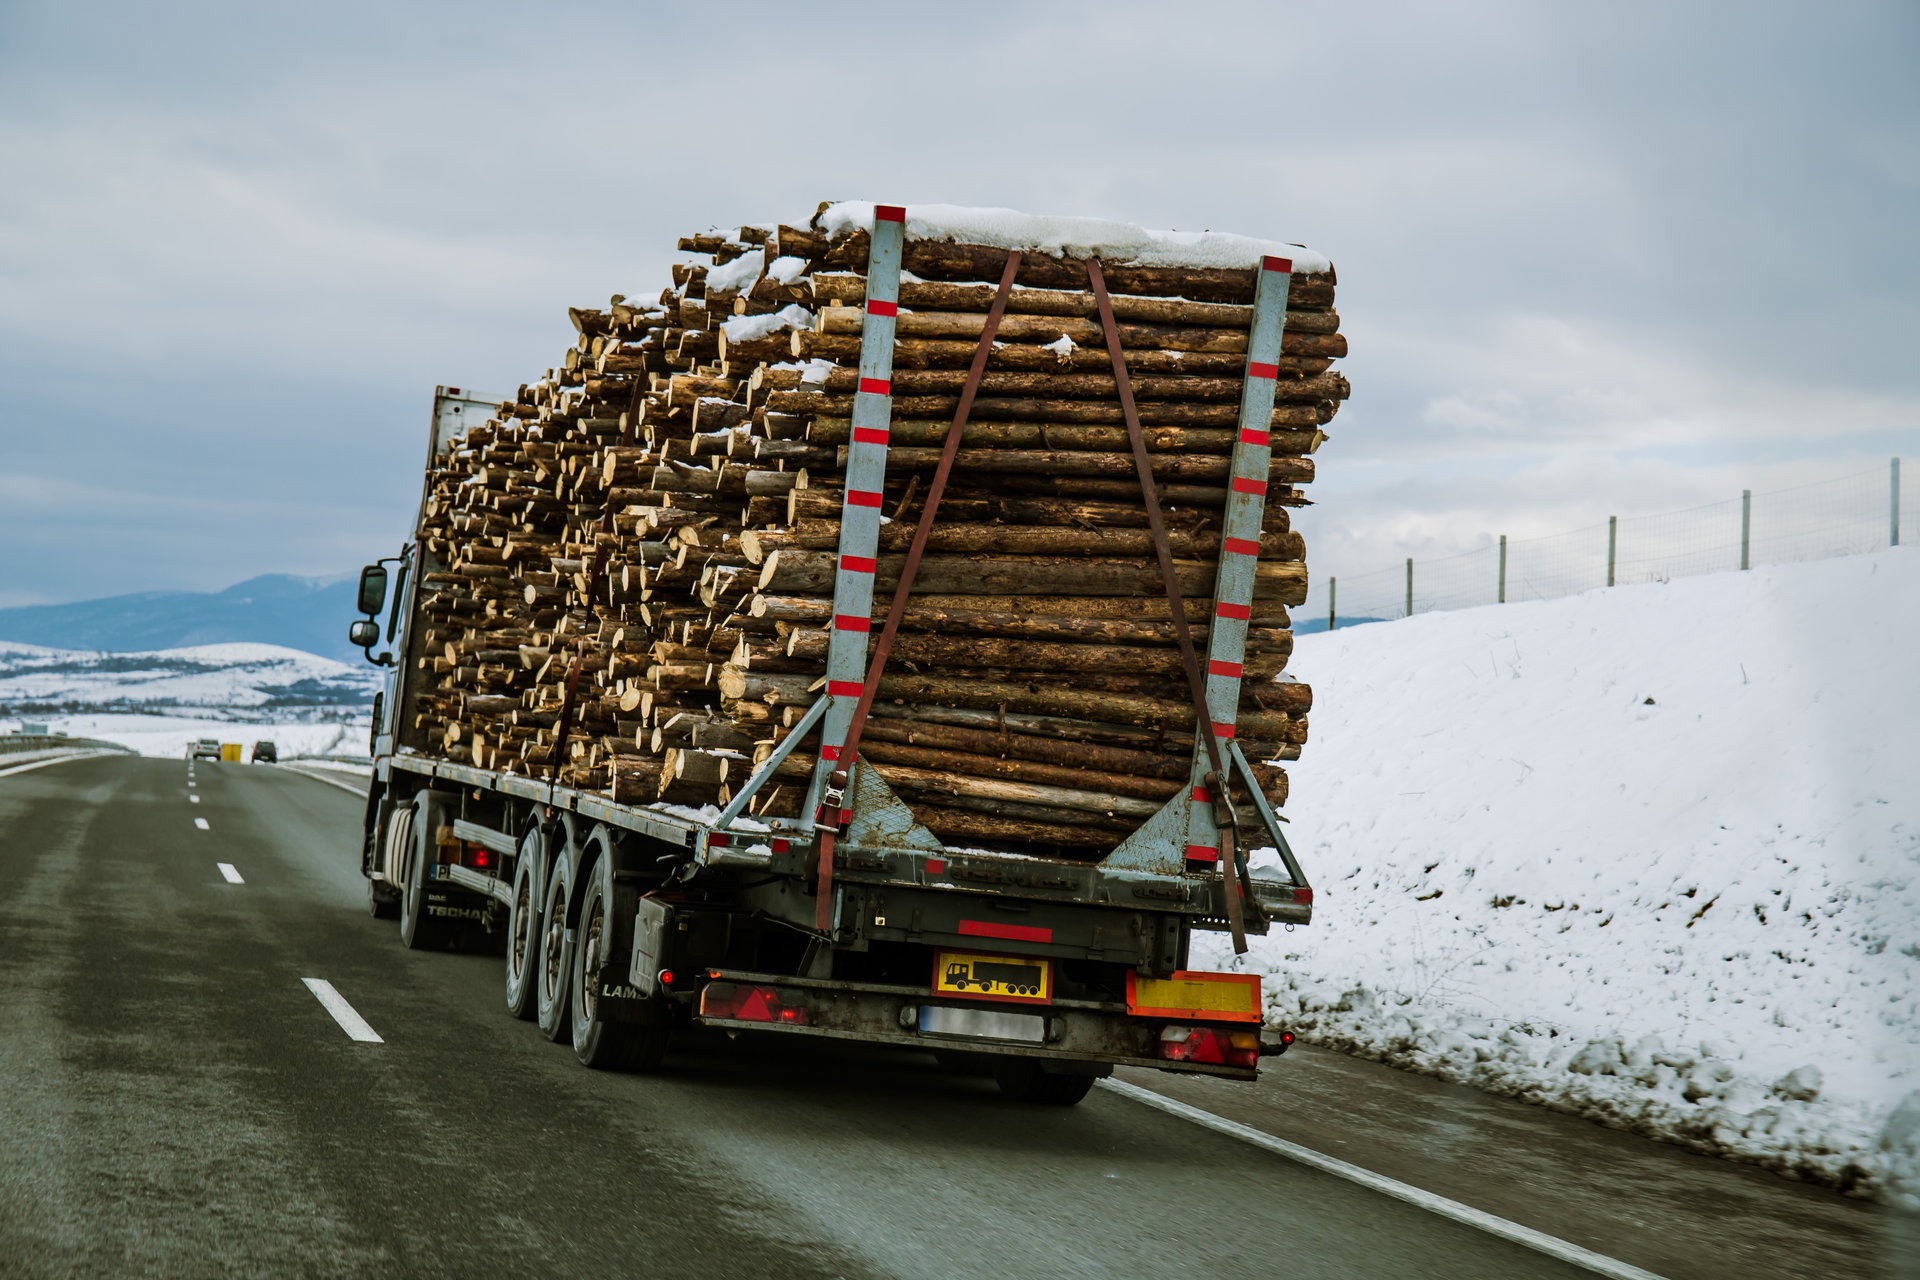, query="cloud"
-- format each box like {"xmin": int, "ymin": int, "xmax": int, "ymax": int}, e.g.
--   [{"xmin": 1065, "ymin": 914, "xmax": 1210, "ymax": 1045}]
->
[{"xmin": 0, "ymin": 0, "xmax": 1914, "ymax": 608}]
